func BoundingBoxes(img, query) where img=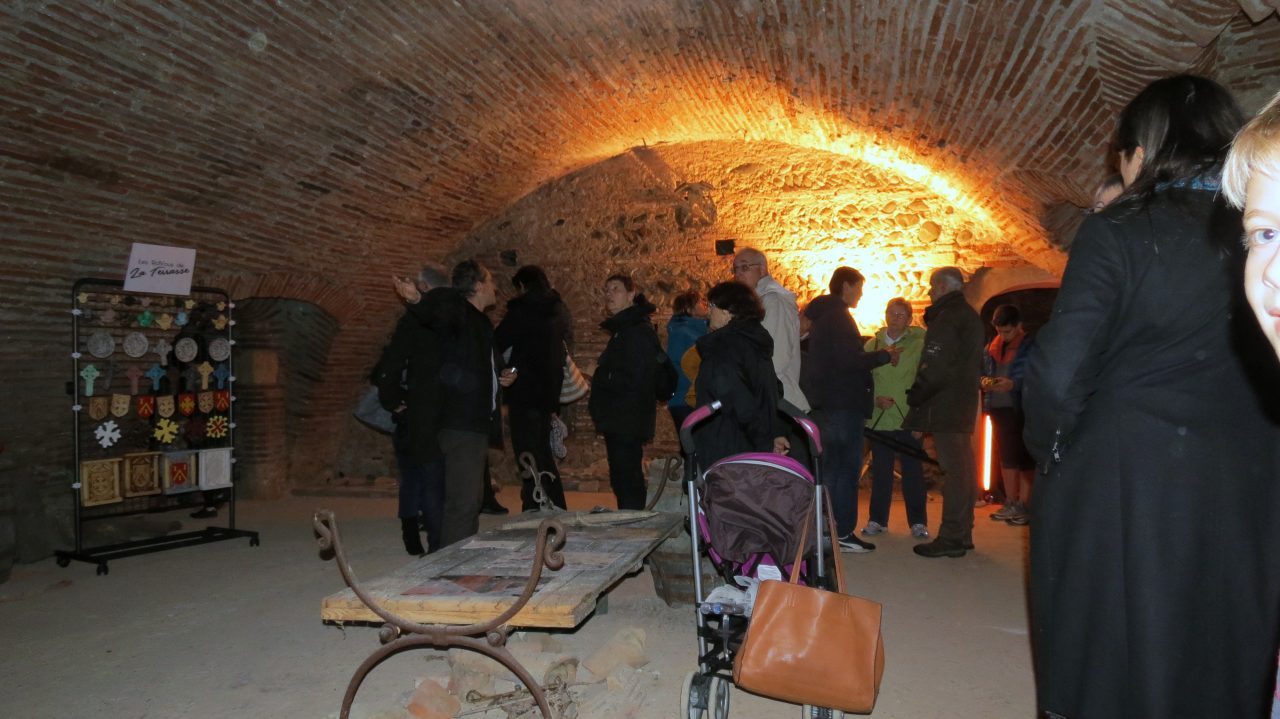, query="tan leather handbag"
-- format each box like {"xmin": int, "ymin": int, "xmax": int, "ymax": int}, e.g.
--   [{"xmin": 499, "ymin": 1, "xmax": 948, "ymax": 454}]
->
[{"xmin": 732, "ymin": 496, "xmax": 886, "ymax": 713}]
